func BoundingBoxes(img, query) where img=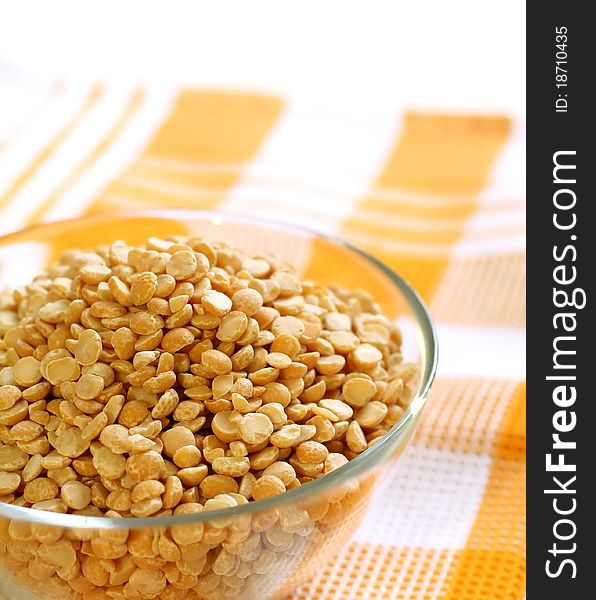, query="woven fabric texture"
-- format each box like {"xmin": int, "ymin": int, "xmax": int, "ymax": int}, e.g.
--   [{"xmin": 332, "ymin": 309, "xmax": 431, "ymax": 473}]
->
[{"xmin": 0, "ymin": 82, "xmax": 526, "ymax": 599}]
